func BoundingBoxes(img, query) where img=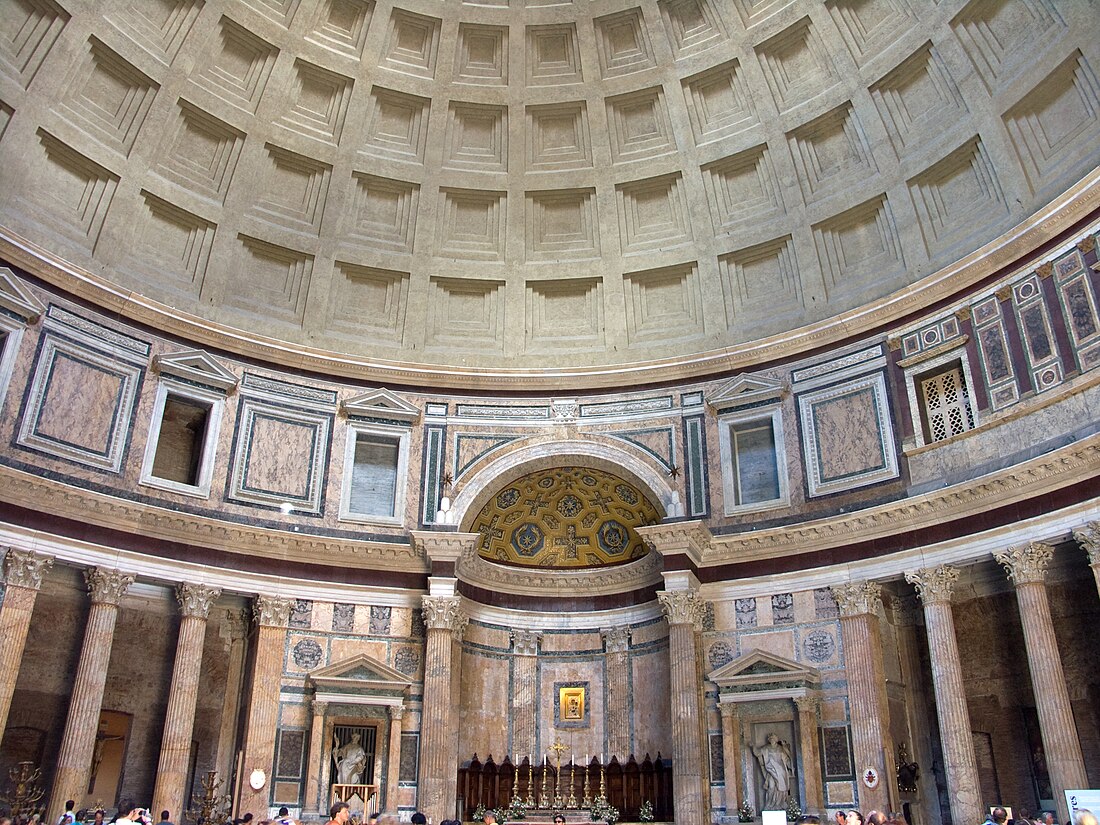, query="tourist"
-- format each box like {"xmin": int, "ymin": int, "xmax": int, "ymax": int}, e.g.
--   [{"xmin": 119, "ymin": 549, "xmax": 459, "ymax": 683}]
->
[
  {"xmin": 1074, "ymin": 810, "xmax": 1098, "ymax": 825},
  {"xmin": 274, "ymin": 808, "xmax": 293, "ymax": 825},
  {"xmin": 159, "ymin": 811, "xmax": 174, "ymax": 825},
  {"xmin": 325, "ymin": 803, "xmax": 349, "ymax": 825},
  {"xmin": 57, "ymin": 801, "xmax": 77, "ymax": 825},
  {"xmin": 410, "ymin": 814, "xmax": 427, "ymax": 825},
  {"xmin": 982, "ymin": 808, "xmax": 1009, "ymax": 825}
]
